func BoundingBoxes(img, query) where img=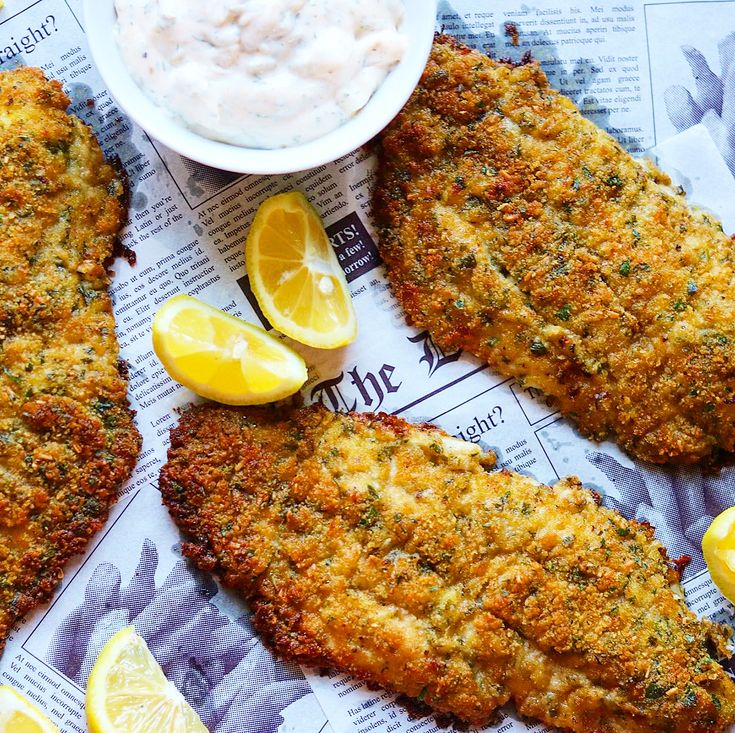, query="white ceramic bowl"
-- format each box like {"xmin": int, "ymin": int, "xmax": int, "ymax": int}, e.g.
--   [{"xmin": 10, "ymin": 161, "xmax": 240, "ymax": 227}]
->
[{"xmin": 83, "ymin": 0, "xmax": 437, "ymax": 174}]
